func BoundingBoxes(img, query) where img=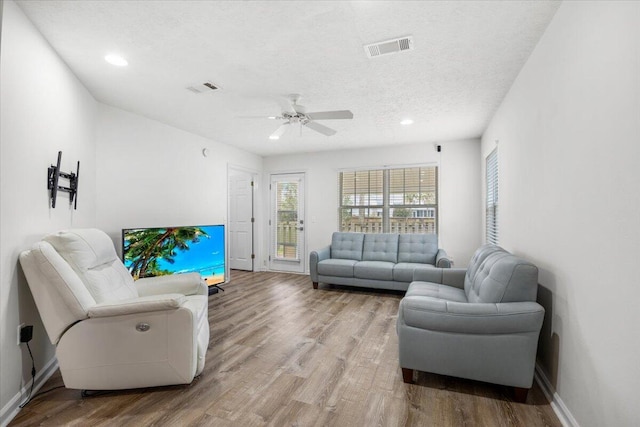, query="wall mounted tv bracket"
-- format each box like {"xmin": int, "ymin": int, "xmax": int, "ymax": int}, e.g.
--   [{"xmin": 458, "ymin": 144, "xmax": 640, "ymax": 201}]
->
[{"xmin": 48, "ymin": 151, "xmax": 80, "ymax": 209}]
